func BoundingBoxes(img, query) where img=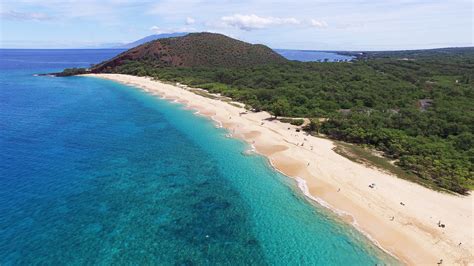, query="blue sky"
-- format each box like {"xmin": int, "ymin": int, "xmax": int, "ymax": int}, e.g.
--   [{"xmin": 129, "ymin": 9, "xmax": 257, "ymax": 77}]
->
[{"xmin": 0, "ymin": 0, "xmax": 472, "ymax": 50}]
